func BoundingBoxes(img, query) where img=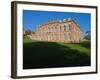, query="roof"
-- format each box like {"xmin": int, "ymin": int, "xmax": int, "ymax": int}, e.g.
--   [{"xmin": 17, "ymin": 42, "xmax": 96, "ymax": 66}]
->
[{"xmin": 36, "ymin": 19, "xmax": 83, "ymax": 32}]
